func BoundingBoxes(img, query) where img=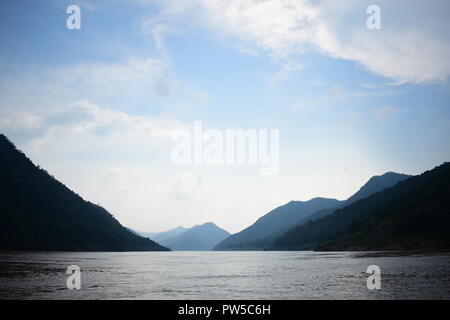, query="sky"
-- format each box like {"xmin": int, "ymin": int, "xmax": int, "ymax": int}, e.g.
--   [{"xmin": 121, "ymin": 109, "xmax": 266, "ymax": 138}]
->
[{"xmin": 0, "ymin": 0, "xmax": 449, "ymax": 233}]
